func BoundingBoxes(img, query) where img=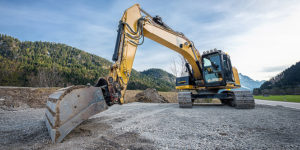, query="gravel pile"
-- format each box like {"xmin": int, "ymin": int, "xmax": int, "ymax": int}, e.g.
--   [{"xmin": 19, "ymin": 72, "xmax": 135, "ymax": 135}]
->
[{"xmin": 135, "ymin": 88, "xmax": 169, "ymax": 103}]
